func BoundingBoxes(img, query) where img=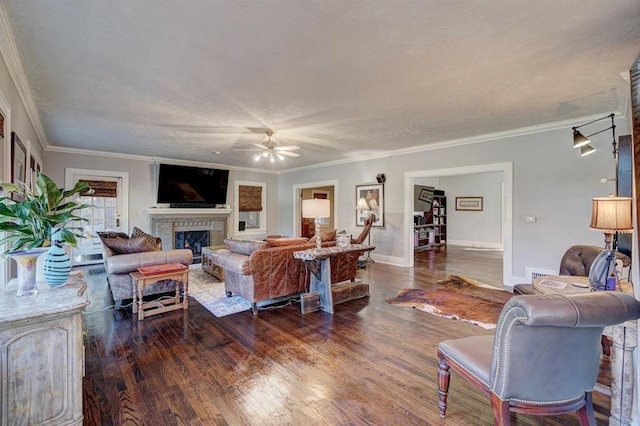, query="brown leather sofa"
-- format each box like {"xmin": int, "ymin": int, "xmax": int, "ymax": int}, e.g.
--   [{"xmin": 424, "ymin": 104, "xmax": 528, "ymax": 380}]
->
[
  {"xmin": 99, "ymin": 233, "xmax": 192, "ymax": 307},
  {"xmin": 215, "ymin": 239, "xmax": 364, "ymax": 314},
  {"xmin": 513, "ymin": 245, "xmax": 631, "ymax": 295}
]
